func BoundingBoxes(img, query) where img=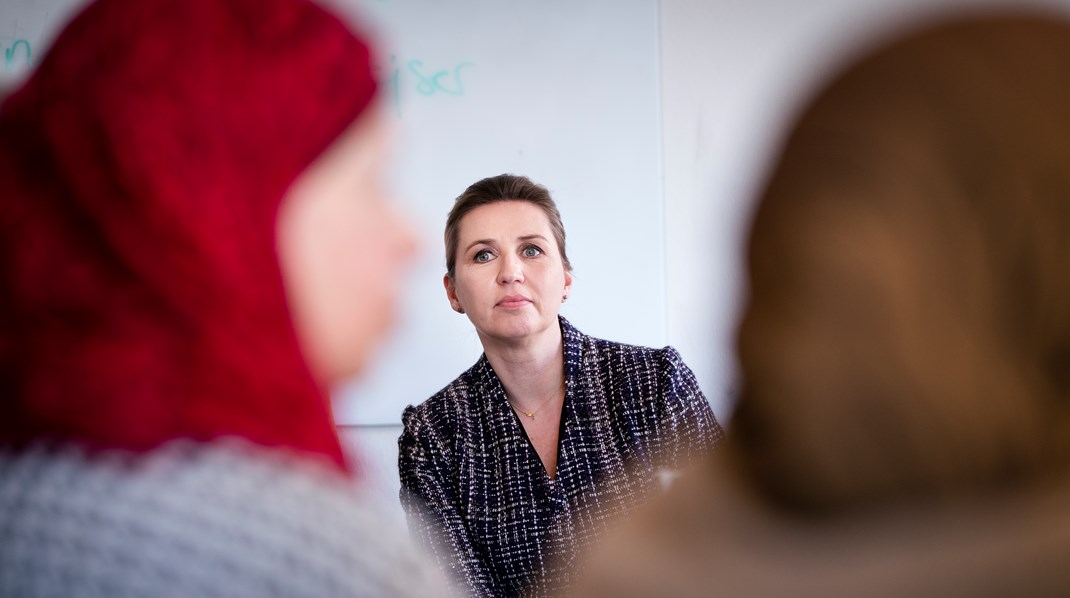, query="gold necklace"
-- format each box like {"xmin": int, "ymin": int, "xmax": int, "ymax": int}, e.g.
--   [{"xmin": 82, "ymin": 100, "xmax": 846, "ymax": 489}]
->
[{"xmin": 508, "ymin": 385, "xmax": 564, "ymax": 420}]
